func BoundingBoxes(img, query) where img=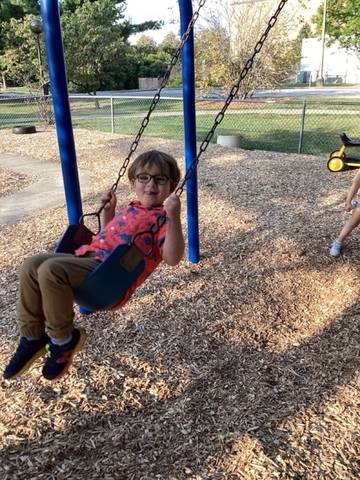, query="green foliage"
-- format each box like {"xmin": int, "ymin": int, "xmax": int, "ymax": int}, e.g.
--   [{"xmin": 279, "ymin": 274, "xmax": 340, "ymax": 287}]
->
[
  {"xmin": 60, "ymin": 0, "xmax": 122, "ymax": 14},
  {"xmin": 0, "ymin": 0, "xmax": 167, "ymax": 92},
  {"xmin": 195, "ymin": 26, "xmax": 230, "ymax": 95},
  {"xmin": 0, "ymin": 0, "xmax": 40, "ymax": 23},
  {"xmin": 158, "ymin": 32, "xmax": 180, "ymax": 56},
  {"xmin": 61, "ymin": 0, "xmax": 133, "ymax": 94},
  {"xmin": 99, "ymin": 45, "xmax": 139, "ymax": 90},
  {"xmin": 60, "ymin": 0, "xmax": 165, "ymax": 92},
  {"xmin": 0, "ymin": 14, "xmax": 45, "ymax": 89},
  {"xmin": 0, "ymin": 0, "xmax": 40, "ymax": 53},
  {"xmin": 128, "ymin": 19, "xmax": 164, "ymax": 37},
  {"xmin": 158, "ymin": 32, "xmax": 182, "ymax": 82},
  {"xmin": 60, "ymin": 0, "xmax": 163, "ymax": 40},
  {"xmin": 167, "ymin": 74, "xmax": 182, "ymax": 87},
  {"xmin": 294, "ymin": 23, "xmax": 314, "ymax": 58},
  {"xmin": 137, "ymin": 51, "xmax": 172, "ymax": 78},
  {"xmin": 134, "ymin": 36, "xmax": 173, "ymax": 79},
  {"xmin": 136, "ymin": 35, "xmax": 157, "ymax": 55},
  {"xmin": 311, "ymin": 0, "xmax": 360, "ymax": 51}
]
